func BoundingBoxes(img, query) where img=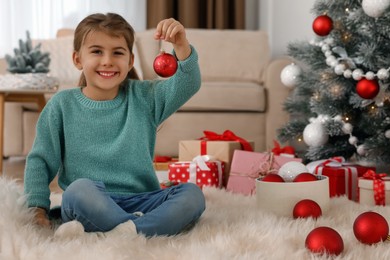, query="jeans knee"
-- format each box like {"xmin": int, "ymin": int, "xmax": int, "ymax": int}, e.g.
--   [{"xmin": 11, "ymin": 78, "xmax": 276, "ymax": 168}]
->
[{"xmin": 180, "ymin": 183, "xmax": 206, "ymax": 214}]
